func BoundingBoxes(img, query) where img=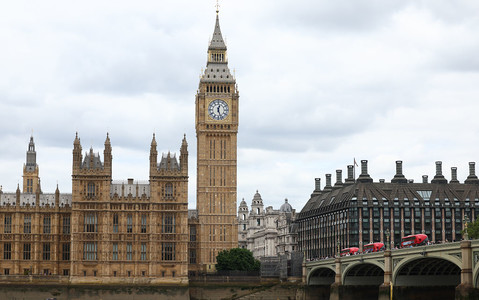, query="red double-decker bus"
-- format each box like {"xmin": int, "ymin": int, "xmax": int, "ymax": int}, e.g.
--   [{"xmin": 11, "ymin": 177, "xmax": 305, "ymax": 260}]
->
[
  {"xmin": 363, "ymin": 242, "xmax": 385, "ymax": 253},
  {"xmin": 401, "ymin": 234, "xmax": 428, "ymax": 248},
  {"xmin": 340, "ymin": 247, "xmax": 359, "ymax": 256}
]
